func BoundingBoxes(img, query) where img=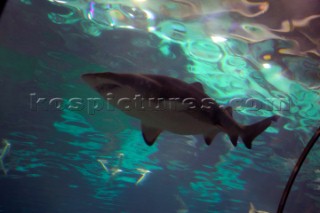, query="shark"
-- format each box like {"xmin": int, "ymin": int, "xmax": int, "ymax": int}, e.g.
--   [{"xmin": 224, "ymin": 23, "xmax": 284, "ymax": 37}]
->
[{"xmin": 82, "ymin": 72, "xmax": 279, "ymax": 149}]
